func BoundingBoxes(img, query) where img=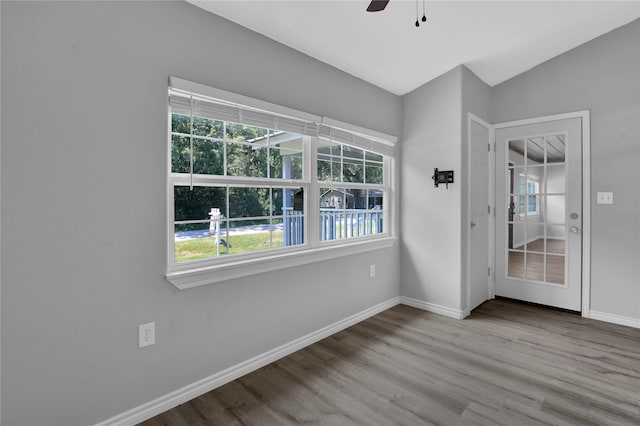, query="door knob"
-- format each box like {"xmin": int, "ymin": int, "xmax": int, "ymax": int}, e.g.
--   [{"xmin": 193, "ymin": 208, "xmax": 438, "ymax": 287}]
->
[
  {"xmin": 570, "ymin": 226, "xmax": 580, "ymax": 234},
  {"xmin": 471, "ymin": 221, "xmax": 477, "ymax": 228}
]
